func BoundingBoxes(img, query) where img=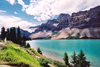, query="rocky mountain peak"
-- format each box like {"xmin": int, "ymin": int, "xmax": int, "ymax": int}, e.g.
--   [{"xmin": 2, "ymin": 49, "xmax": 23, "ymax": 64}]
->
[{"xmin": 57, "ymin": 13, "xmax": 70, "ymax": 21}]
